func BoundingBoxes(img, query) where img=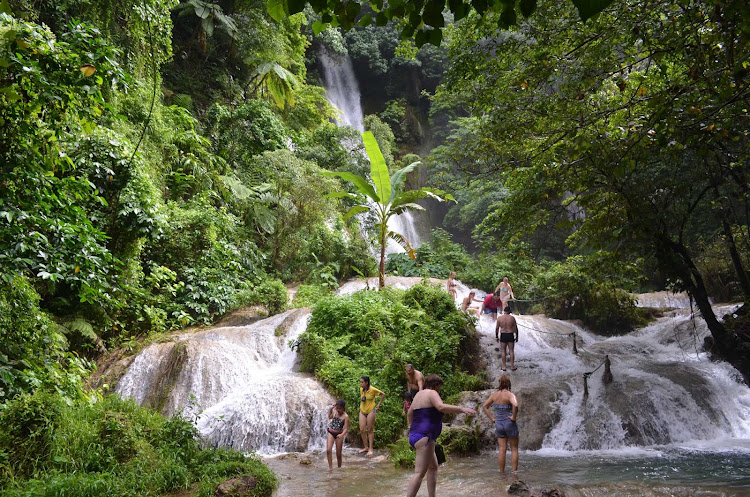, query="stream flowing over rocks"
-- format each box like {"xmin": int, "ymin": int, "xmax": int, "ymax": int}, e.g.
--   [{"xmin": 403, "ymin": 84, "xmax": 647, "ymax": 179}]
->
[{"xmin": 102, "ymin": 277, "xmax": 750, "ymax": 459}]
